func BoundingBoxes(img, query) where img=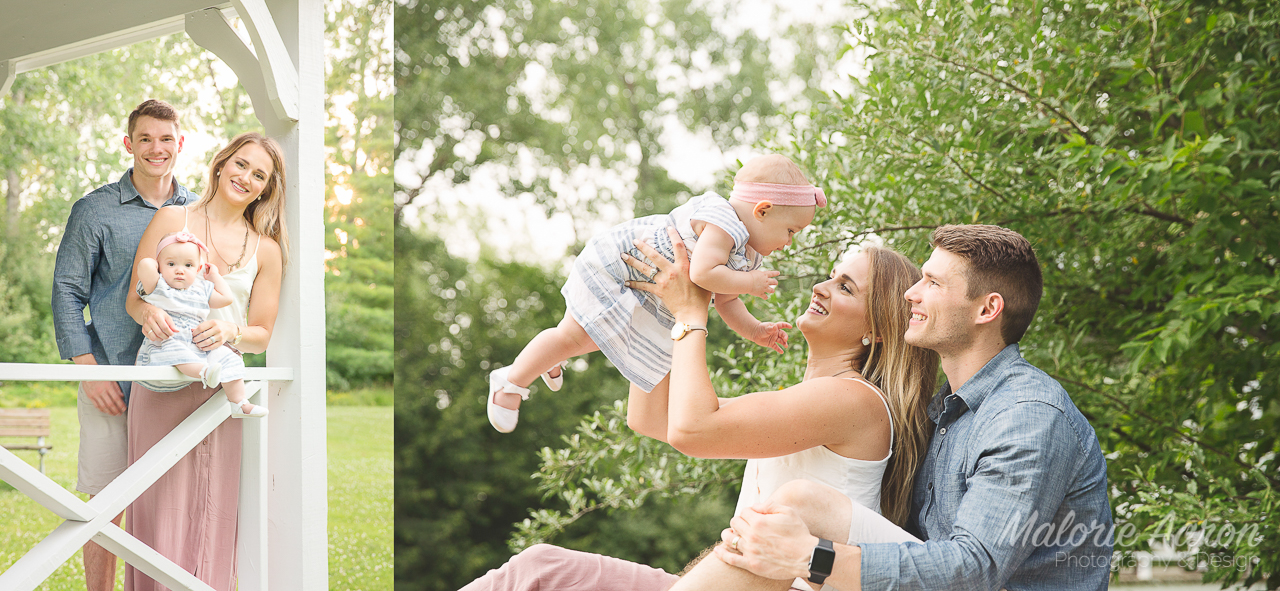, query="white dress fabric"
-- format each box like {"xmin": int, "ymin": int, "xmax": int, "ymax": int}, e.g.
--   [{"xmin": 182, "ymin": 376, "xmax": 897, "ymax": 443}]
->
[
  {"xmin": 562, "ymin": 192, "xmax": 762, "ymax": 392},
  {"xmin": 733, "ymin": 377, "xmax": 920, "ymax": 591},
  {"xmin": 735, "ymin": 377, "xmax": 894, "ymax": 518}
]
